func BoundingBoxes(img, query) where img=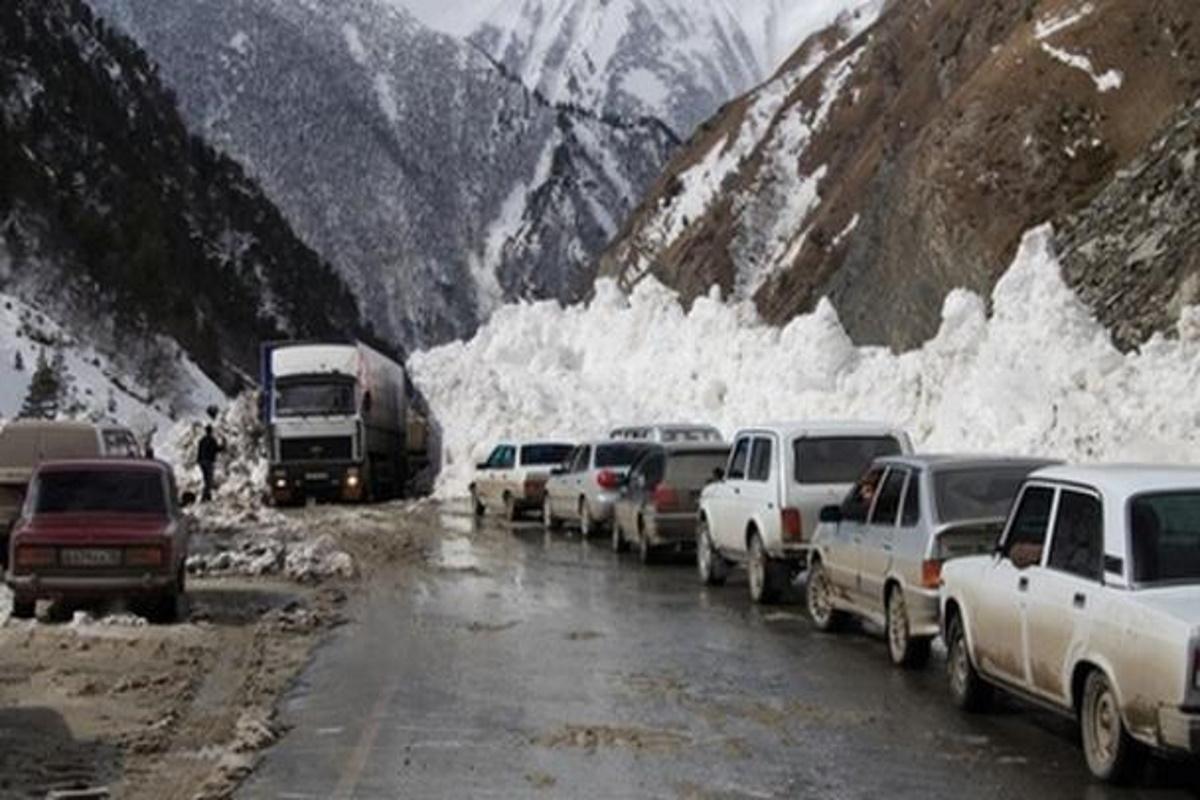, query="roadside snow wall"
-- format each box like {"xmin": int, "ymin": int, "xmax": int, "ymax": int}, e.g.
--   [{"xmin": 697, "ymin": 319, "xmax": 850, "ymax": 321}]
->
[{"xmin": 410, "ymin": 225, "xmax": 1200, "ymax": 497}]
